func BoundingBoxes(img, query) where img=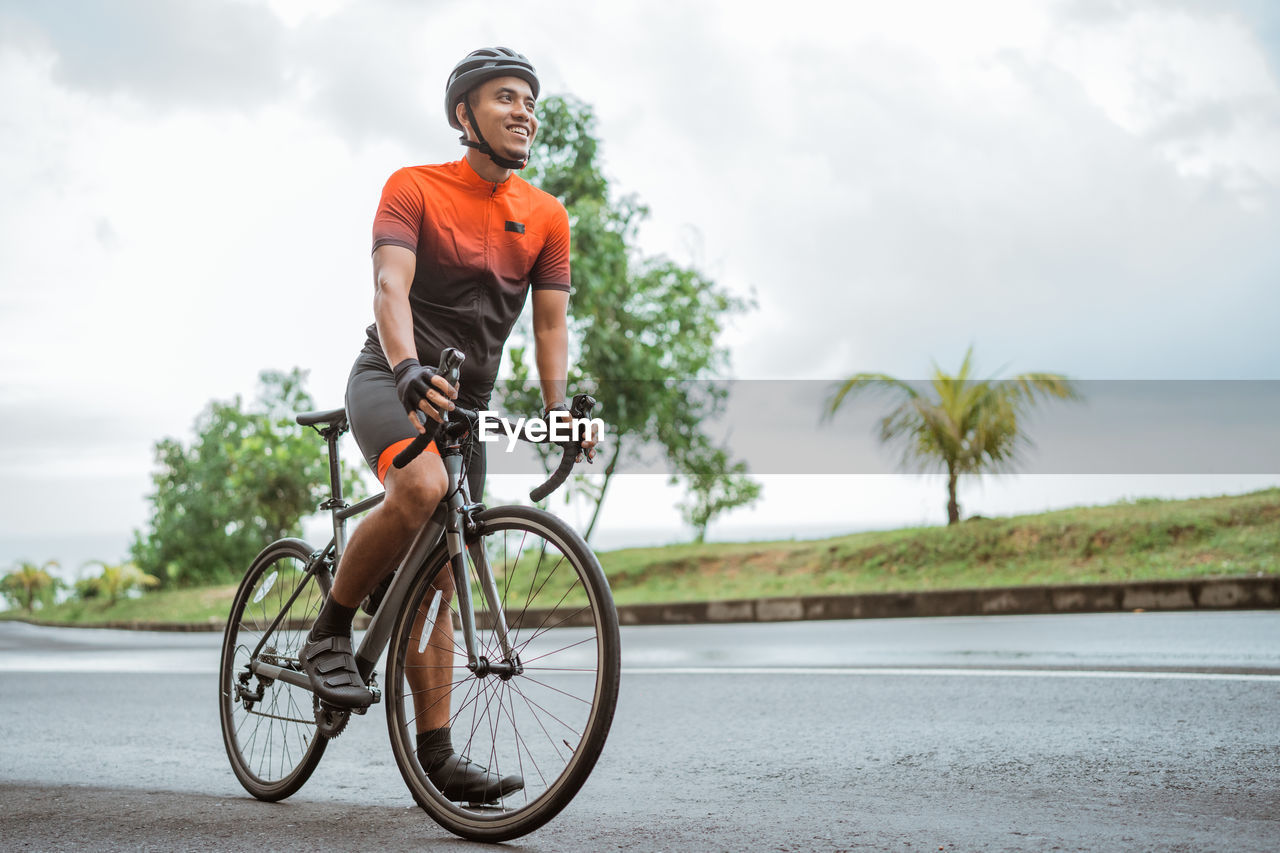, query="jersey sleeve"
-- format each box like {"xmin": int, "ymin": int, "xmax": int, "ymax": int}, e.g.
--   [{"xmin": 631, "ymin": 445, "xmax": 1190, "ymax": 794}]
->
[
  {"xmin": 530, "ymin": 199, "xmax": 571, "ymax": 292},
  {"xmin": 372, "ymin": 168, "xmax": 422, "ymax": 254}
]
